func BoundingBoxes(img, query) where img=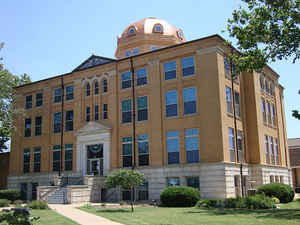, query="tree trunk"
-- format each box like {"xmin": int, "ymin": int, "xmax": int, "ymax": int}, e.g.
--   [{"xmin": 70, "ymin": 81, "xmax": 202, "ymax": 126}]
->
[{"xmin": 131, "ymin": 187, "xmax": 134, "ymax": 212}]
